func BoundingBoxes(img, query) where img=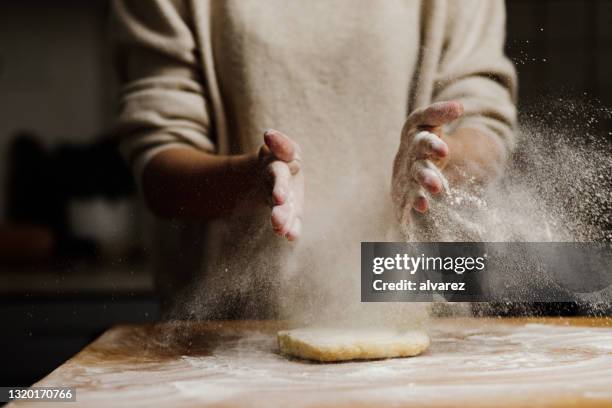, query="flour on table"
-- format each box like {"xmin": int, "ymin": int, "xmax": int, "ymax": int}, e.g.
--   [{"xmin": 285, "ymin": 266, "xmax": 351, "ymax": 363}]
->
[{"xmin": 277, "ymin": 328, "xmax": 430, "ymax": 362}]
